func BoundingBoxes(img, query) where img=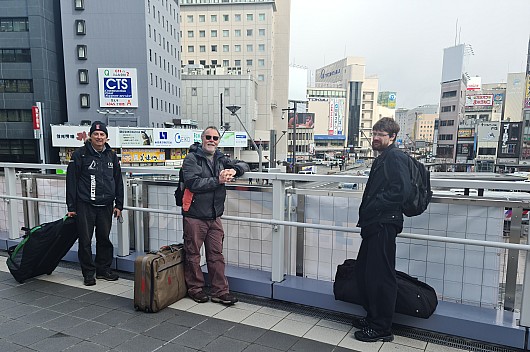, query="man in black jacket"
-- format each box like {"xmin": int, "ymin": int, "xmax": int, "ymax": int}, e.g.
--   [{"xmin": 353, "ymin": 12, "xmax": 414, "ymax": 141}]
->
[
  {"xmin": 66, "ymin": 121, "xmax": 123, "ymax": 286},
  {"xmin": 181, "ymin": 126, "xmax": 249, "ymax": 305},
  {"xmin": 353, "ymin": 117, "xmax": 411, "ymax": 342}
]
